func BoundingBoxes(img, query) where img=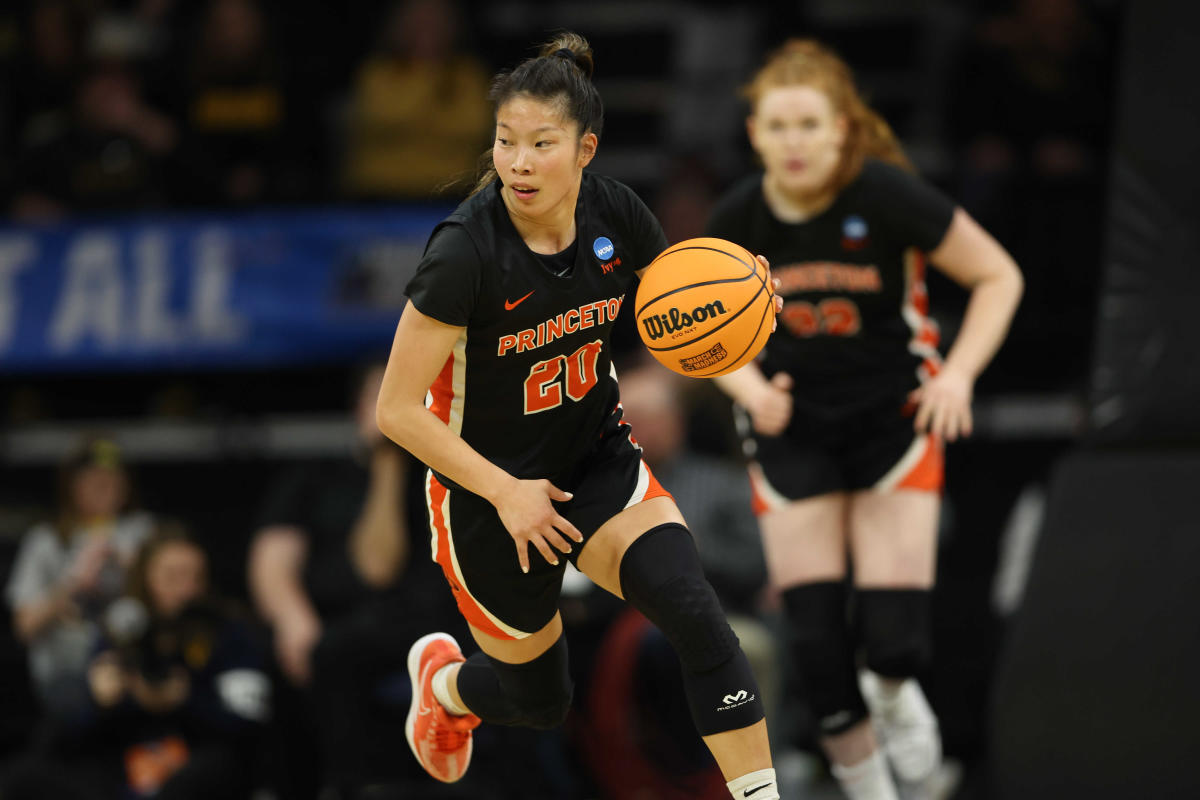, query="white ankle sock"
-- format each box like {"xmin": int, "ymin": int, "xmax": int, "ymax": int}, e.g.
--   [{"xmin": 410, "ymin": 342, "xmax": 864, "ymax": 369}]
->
[
  {"xmin": 431, "ymin": 664, "xmax": 470, "ymax": 716},
  {"xmin": 831, "ymin": 750, "xmax": 899, "ymax": 800},
  {"xmin": 726, "ymin": 767, "xmax": 779, "ymax": 799},
  {"xmin": 876, "ymin": 676, "xmax": 904, "ymax": 705}
]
